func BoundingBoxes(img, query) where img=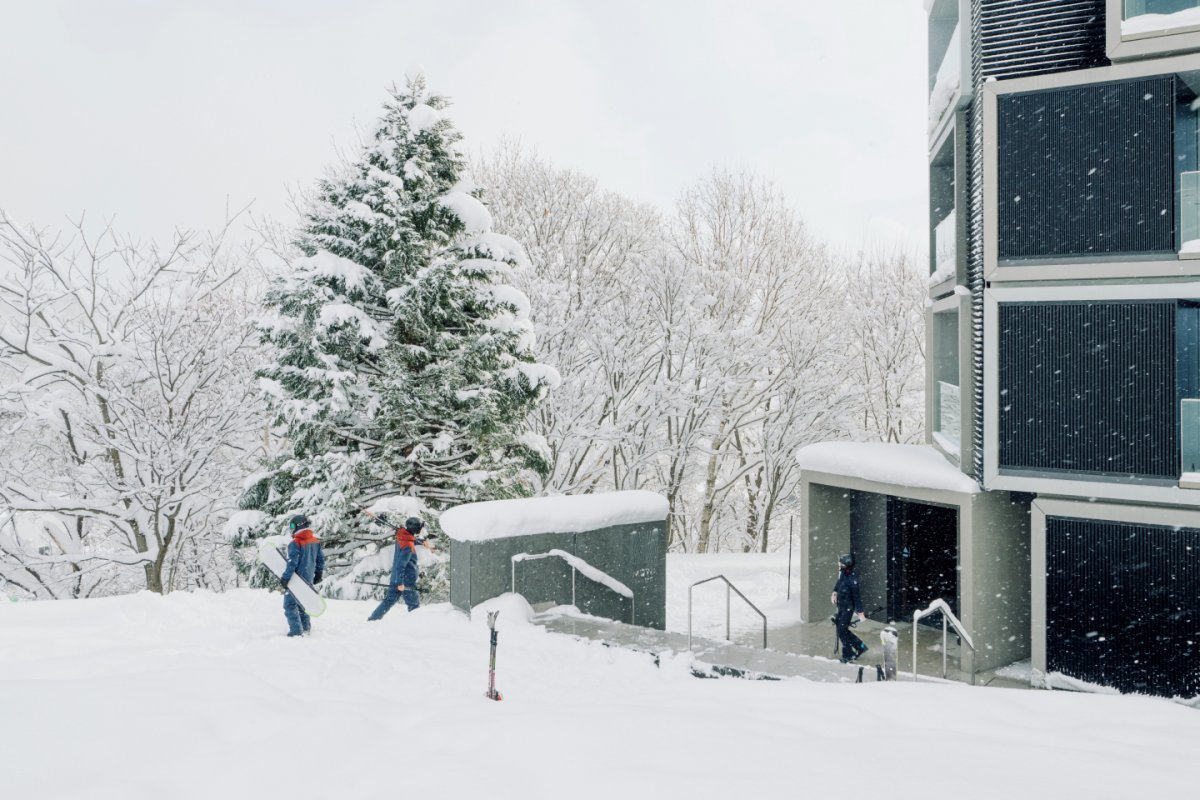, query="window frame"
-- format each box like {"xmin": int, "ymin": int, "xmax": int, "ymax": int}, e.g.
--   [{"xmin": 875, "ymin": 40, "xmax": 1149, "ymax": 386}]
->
[
  {"xmin": 983, "ymin": 53, "xmax": 1200, "ymax": 283},
  {"xmin": 1108, "ymin": 0, "xmax": 1200, "ymax": 61}
]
